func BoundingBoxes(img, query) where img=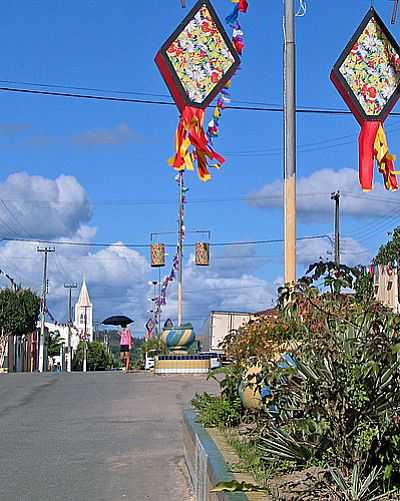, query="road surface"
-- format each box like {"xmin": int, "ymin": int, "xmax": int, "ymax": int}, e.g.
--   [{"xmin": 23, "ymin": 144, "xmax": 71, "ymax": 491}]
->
[{"xmin": 0, "ymin": 372, "xmax": 217, "ymax": 501}]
